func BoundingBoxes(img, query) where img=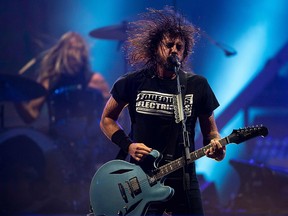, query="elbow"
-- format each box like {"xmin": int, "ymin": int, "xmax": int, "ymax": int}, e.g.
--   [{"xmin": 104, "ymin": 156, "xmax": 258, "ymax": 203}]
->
[
  {"xmin": 99, "ymin": 117, "xmax": 105, "ymax": 132},
  {"xmin": 100, "ymin": 115, "xmax": 110, "ymax": 133}
]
